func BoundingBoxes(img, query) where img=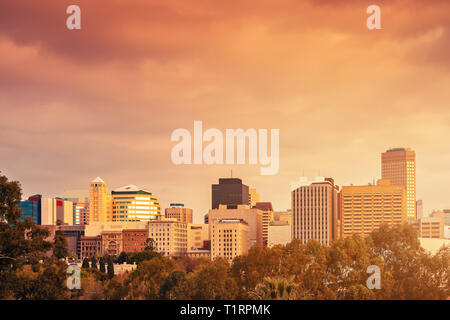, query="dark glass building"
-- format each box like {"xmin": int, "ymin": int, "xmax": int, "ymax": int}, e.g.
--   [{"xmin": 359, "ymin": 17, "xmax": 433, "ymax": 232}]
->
[
  {"xmin": 211, "ymin": 178, "xmax": 249, "ymax": 209},
  {"xmin": 19, "ymin": 194, "xmax": 42, "ymax": 225}
]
